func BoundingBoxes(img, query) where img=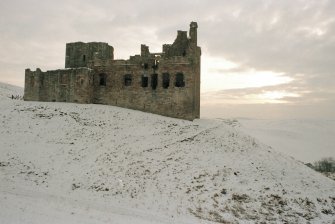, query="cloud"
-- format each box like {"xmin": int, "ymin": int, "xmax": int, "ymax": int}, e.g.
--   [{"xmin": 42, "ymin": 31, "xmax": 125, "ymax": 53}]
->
[
  {"xmin": 199, "ymin": 1, "xmax": 335, "ymax": 82},
  {"xmin": 0, "ymin": 0, "xmax": 334, "ymax": 118}
]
